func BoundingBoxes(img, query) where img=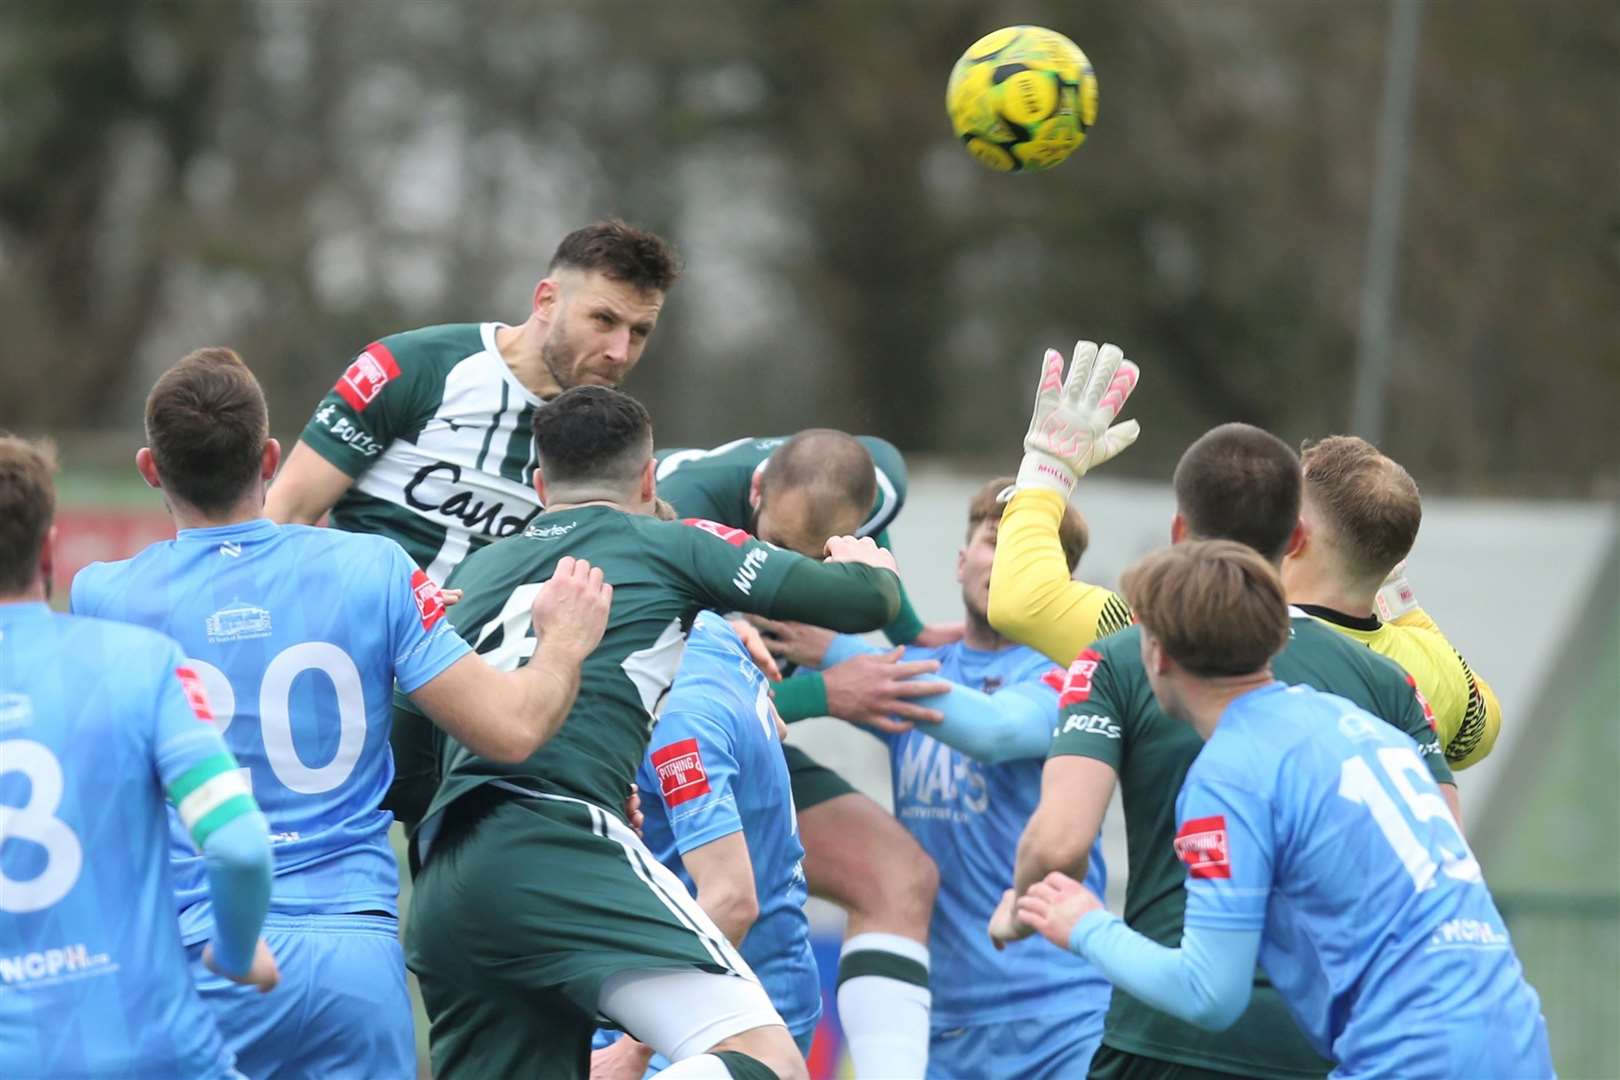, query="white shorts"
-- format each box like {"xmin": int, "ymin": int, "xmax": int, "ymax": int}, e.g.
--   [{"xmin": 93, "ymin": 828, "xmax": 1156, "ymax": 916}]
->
[{"xmin": 598, "ymin": 966, "xmax": 788, "ymax": 1062}]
